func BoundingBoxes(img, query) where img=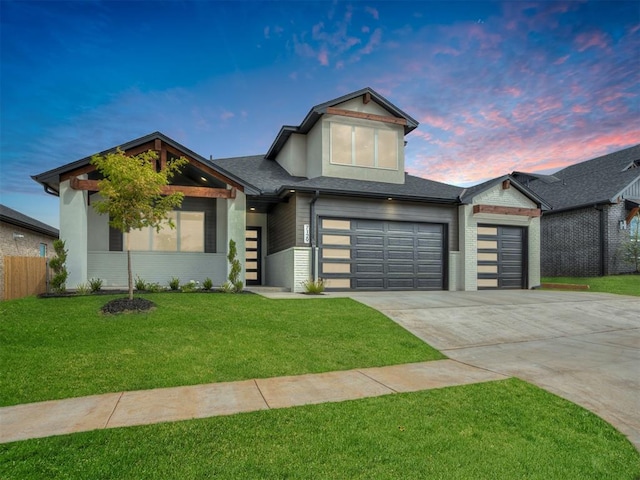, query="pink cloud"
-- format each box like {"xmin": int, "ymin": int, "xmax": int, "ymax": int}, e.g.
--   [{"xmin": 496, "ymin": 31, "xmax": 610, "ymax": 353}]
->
[
  {"xmin": 572, "ymin": 105, "xmax": 589, "ymax": 114},
  {"xmin": 553, "ymin": 55, "xmax": 569, "ymax": 65},
  {"xmin": 318, "ymin": 49, "xmax": 329, "ymax": 66},
  {"xmin": 365, "ymin": 6, "xmax": 379, "ymax": 20},
  {"xmin": 220, "ymin": 111, "xmax": 234, "ymax": 121},
  {"xmin": 574, "ymin": 31, "xmax": 611, "ymax": 52}
]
